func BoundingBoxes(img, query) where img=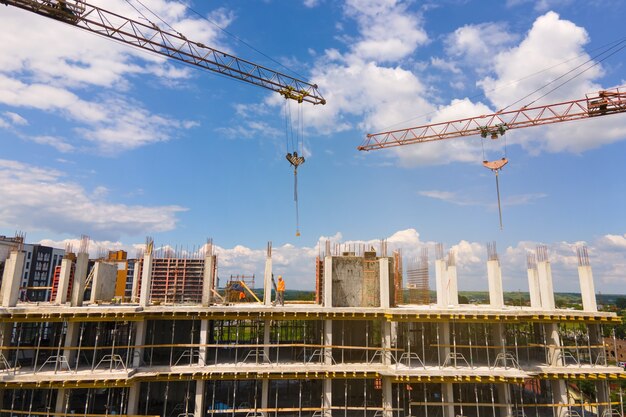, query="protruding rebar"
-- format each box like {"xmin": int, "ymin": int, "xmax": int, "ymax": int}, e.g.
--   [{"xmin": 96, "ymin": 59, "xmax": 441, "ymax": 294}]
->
[
  {"xmin": 576, "ymin": 246, "xmax": 590, "ymax": 267},
  {"xmin": 435, "ymin": 243, "xmax": 444, "ymax": 261},
  {"xmin": 145, "ymin": 236, "xmax": 154, "ymax": 256},
  {"xmin": 536, "ymin": 244, "xmax": 549, "ymax": 263},
  {"xmin": 79, "ymin": 234, "xmax": 90, "ymax": 254},
  {"xmin": 526, "ymin": 252, "xmax": 537, "ymax": 270},
  {"xmin": 447, "ymin": 250, "xmax": 456, "ymax": 267},
  {"xmin": 487, "ymin": 241, "xmax": 498, "ymax": 261}
]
